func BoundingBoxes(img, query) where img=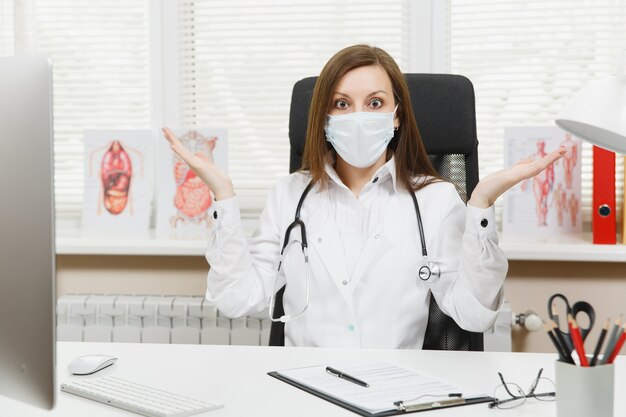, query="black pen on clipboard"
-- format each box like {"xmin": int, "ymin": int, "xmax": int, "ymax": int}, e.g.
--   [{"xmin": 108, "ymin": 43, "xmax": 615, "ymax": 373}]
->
[{"xmin": 325, "ymin": 366, "xmax": 370, "ymax": 388}]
